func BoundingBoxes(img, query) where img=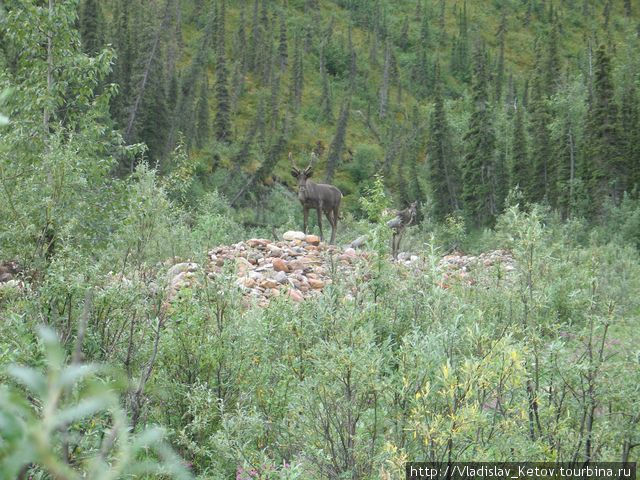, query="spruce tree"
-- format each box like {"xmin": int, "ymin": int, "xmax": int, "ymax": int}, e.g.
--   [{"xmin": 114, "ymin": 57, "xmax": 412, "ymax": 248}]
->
[
  {"xmin": 79, "ymin": 0, "xmax": 105, "ymax": 56},
  {"xmin": 427, "ymin": 64, "xmax": 460, "ymax": 220},
  {"xmin": 495, "ymin": 12, "xmax": 506, "ymax": 102},
  {"xmin": 451, "ymin": 1, "xmax": 470, "ymax": 82},
  {"xmin": 438, "ymin": 0, "xmax": 446, "ymax": 46},
  {"xmin": 249, "ymin": 0, "xmax": 260, "ymax": 73},
  {"xmin": 379, "ymin": 41, "xmax": 391, "ymax": 119},
  {"xmin": 347, "ymin": 24, "xmax": 357, "ymax": 92},
  {"xmin": 290, "ymin": 33, "xmax": 304, "ymax": 113},
  {"xmin": 134, "ymin": 4, "xmax": 170, "ymax": 165},
  {"xmin": 620, "ymin": 83, "xmax": 640, "ymax": 192},
  {"xmin": 583, "ymin": 45, "xmax": 622, "ymax": 208},
  {"xmin": 234, "ymin": 4, "xmax": 248, "ymax": 73},
  {"xmin": 462, "ymin": 43, "xmax": 496, "ymax": 226},
  {"xmin": 214, "ymin": 0, "xmax": 231, "ymax": 142},
  {"xmin": 398, "ymin": 16, "xmax": 409, "ymax": 51},
  {"xmin": 195, "ymin": 77, "xmax": 210, "ymax": 149},
  {"xmin": 545, "ymin": 19, "xmax": 561, "ymax": 96},
  {"xmin": 278, "ymin": 11, "xmax": 288, "ymax": 71},
  {"xmin": 528, "ymin": 44, "xmax": 553, "ymax": 204},
  {"xmin": 511, "ymin": 93, "xmax": 529, "ymax": 198},
  {"xmin": 110, "ymin": 0, "xmax": 134, "ymax": 128},
  {"xmin": 320, "ymin": 55, "xmax": 333, "ymax": 123},
  {"xmin": 325, "ymin": 98, "xmax": 350, "ymax": 183}
]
